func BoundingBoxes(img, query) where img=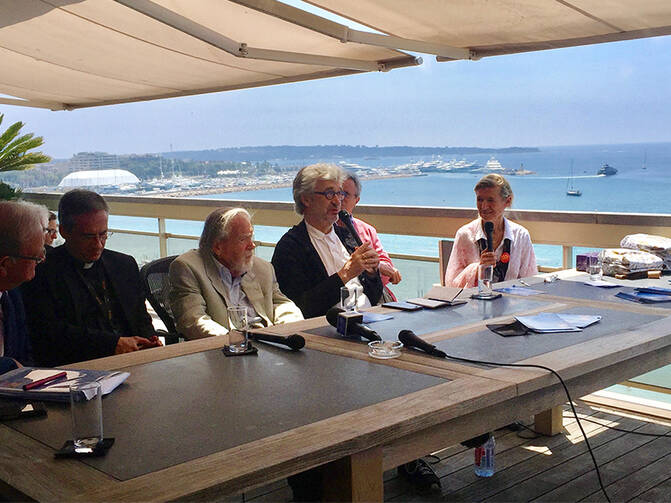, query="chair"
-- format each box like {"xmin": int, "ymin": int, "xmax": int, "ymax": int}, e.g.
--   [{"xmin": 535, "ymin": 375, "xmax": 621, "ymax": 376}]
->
[
  {"xmin": 140, "ymin": 256, "xmax": 181, "ymax": 344},
  {"xmin": 438, "ymin": 239, "xmax": 454, "ymax": 286}
]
